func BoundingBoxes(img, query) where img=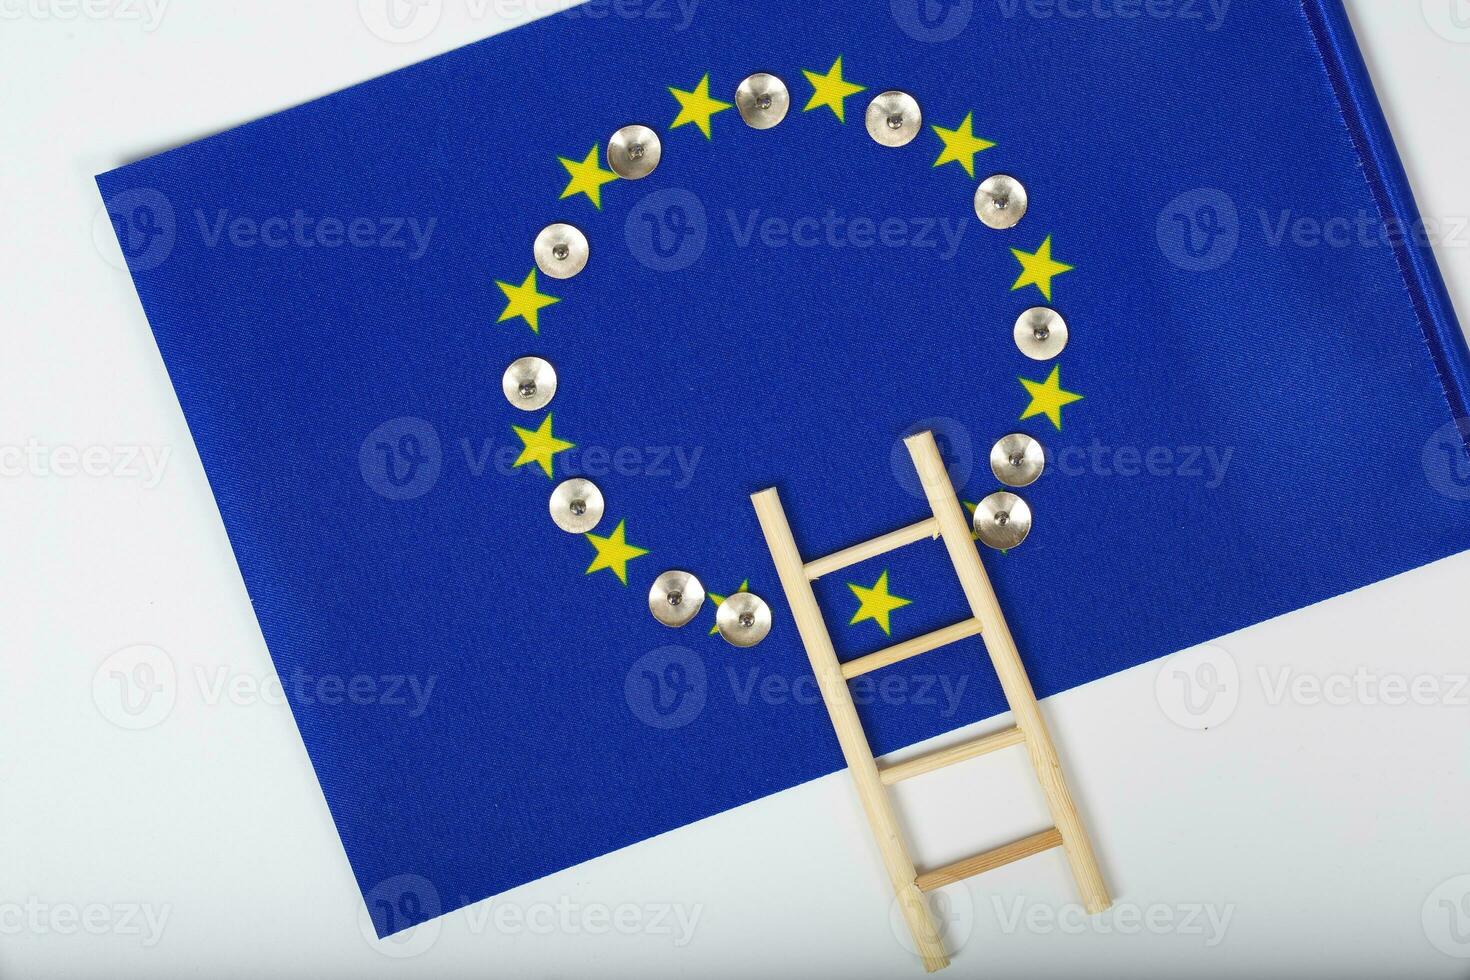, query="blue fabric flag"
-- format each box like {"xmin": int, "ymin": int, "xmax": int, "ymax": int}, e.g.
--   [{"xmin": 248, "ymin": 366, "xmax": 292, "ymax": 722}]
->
[{"xmin": 98, "ymin": 0, "xmax": 1470, "ymax": 936}]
